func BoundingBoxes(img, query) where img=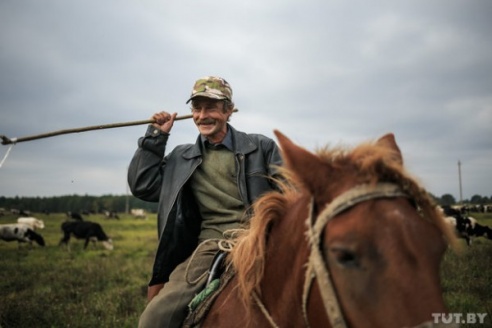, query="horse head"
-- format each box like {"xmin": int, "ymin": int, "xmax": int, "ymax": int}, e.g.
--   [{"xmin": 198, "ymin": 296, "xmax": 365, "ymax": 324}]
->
[{"xmin": 274, "ymin": 130, "xmax": 456, "ymax": 328}]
